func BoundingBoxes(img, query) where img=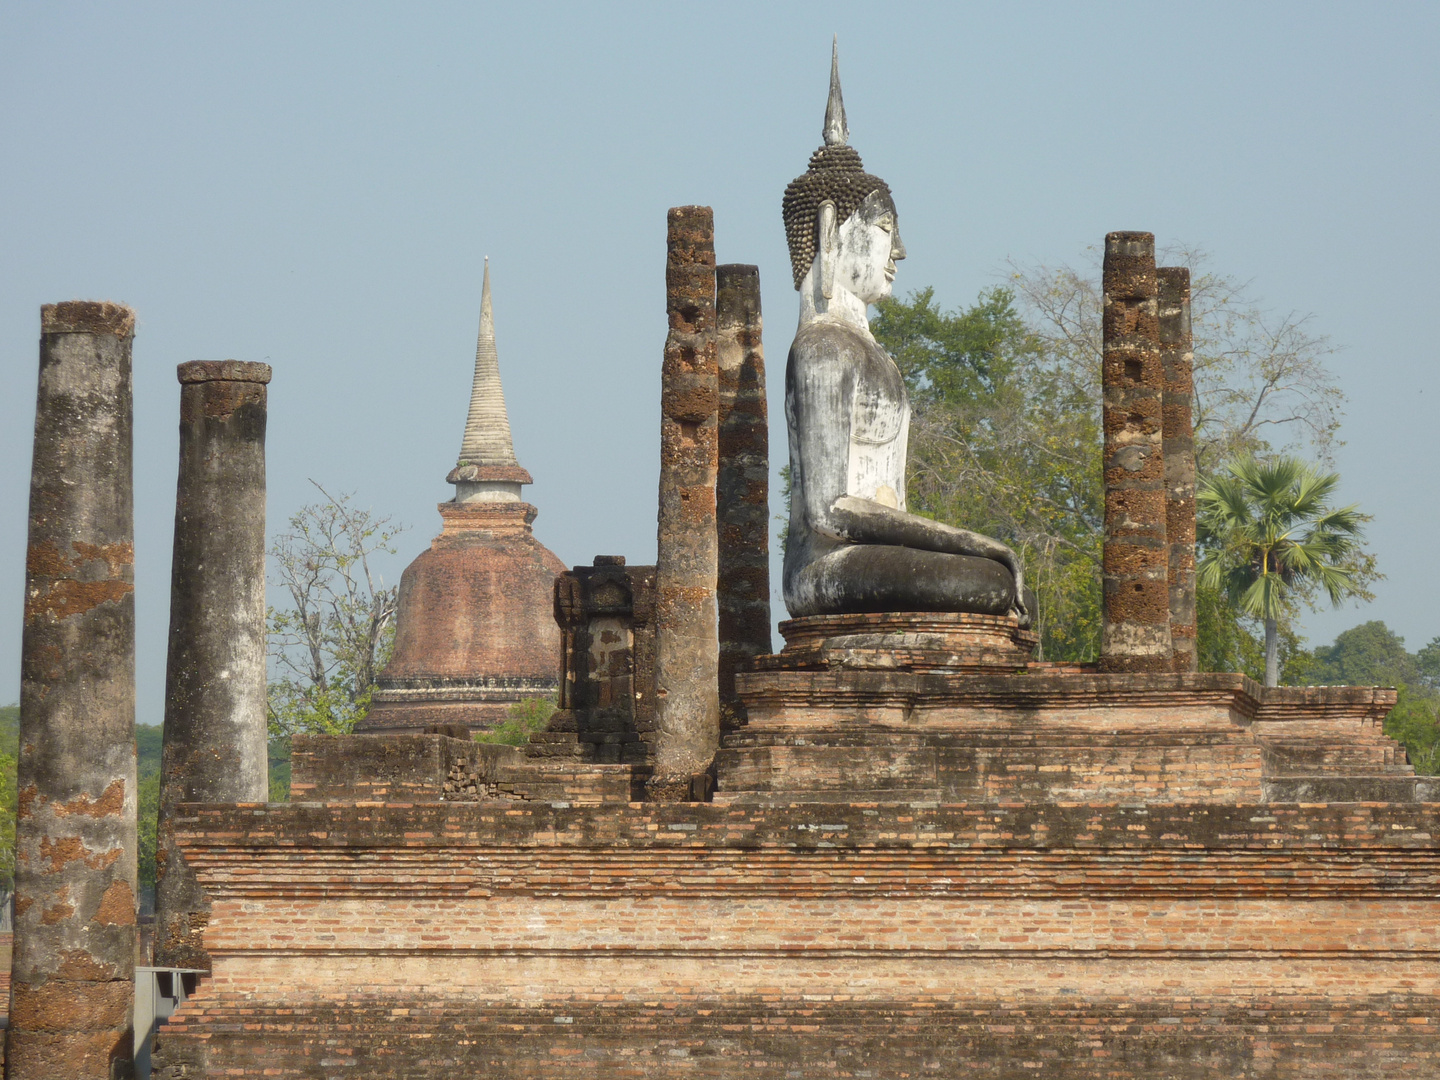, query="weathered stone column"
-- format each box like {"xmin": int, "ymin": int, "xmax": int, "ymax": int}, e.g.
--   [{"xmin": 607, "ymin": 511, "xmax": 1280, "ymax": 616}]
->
[
  {"xmin": 649, "ymin": 206, "xmax": 720, "ymax": 799},
  {"xmin": 1159, "ymin": 267, "xmax": 1198, "ymax": 673},
  {"xmin": 155, "ymin": 361, "xmax": 272, "ymax": 971},
  {"xmin": 715, "ymin": 263, "xmax": 771, "ymax": 722},
  {"xmin": 1098, "ymin": 232, "xmax": 1172, "ymax": 673},
  {"xmin": 10, "ymin": 301, "xmax": 138, "ymax": 1078}
]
